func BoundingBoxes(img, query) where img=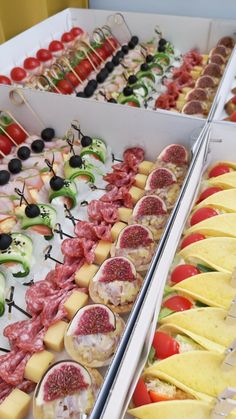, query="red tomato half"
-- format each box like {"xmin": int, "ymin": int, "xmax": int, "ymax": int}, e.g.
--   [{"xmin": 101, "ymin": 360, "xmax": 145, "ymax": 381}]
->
[
  {"xmin": 6, "ymin": 123, "xmax": 27, "ymax": 144},
  {"xmin": 66, "ymin": 72, "xmax": 79, "ymax": 87},
  {"xmin": 96, "ymin": 47, "xmax": 108, "ymax": 61},
  {"xmin": 208, "ymin": 164, "xmax": 230, "ymax": 178},
  {"xmin": 70, "ymin": 27, "xmax": 84, "ymax": 38},
  {"xmin": 170, "ymin": 264, "xmax": 200, "ymax": 284},
  {"xmin": 61, "ymin": 32, "xmax": 74, "ymax": 43},
  {"xmin": 132, "ymin": 378, "xmax": 152, "ymax": 407},
  {"xmin": 23, "ymin": 57, "xmax": 40, "ymax": 70},
  {"xmin": 89, "ymin": 51, "xmax": 102, "ymax": 67},
  {"xmin": 49, "ymin": 40, "xmax": 64, "ymax": 52},
  {"xmin": 0, "ymin": 75, "xmax": 11, "ymax": 85},
  {"xmin": 10, "ymin": 67, "xmax": 27, "ymax": 82},
  {"xmin": 190, "ymin": 207, "xmax": 218, "ymax": 226},
  {"xmin": 36, "ymin": 49, "xmax": 53, "ymax": 62},
  {"xmin": 152, "ymin": 331, "xmax": 180, "ymax": 360},
  {"xmin": 198, "ymin": 187, "xmax": 223, "ymax": 202},
  {"xmin": 0, "ymin": 134, "xmax": 13, "ymax": 154},
  {"xmin": 57, "ymin": 79, "xmax": 73, "ymax": 95},
  {"xmin": 128, "ymin": 101, "xmax": 139, "ymax": 107},
  {"xmin": 163, "ymin": 295, "xmax": 193, "ymax": 312},
  {"xmin": 180, "ymin": 233, "xmax": 206, "ymax": 249}
]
